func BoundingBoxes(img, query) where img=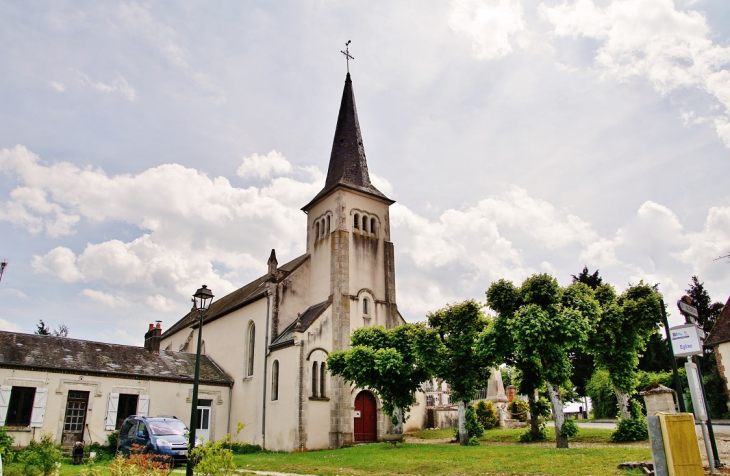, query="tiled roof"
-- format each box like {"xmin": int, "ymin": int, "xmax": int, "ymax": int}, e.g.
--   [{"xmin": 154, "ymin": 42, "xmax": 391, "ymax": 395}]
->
[
  {"xmin": 0, "ymin": 331, "xmax": 232, "ymax": 386},
  {"xmin": 704, "ymin": 295, "xmax": 730, "ymax": 346},
  {"xmin": 163, "ymin": 253, "xmax": 309, "ymax": 338},
  {"xmin": 302, "ymin": 73, "xmax": 393, "ymax": 211},
  {"xmin": 270, "ymin": 300, "xmax": 330, "ymax": 350}
]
